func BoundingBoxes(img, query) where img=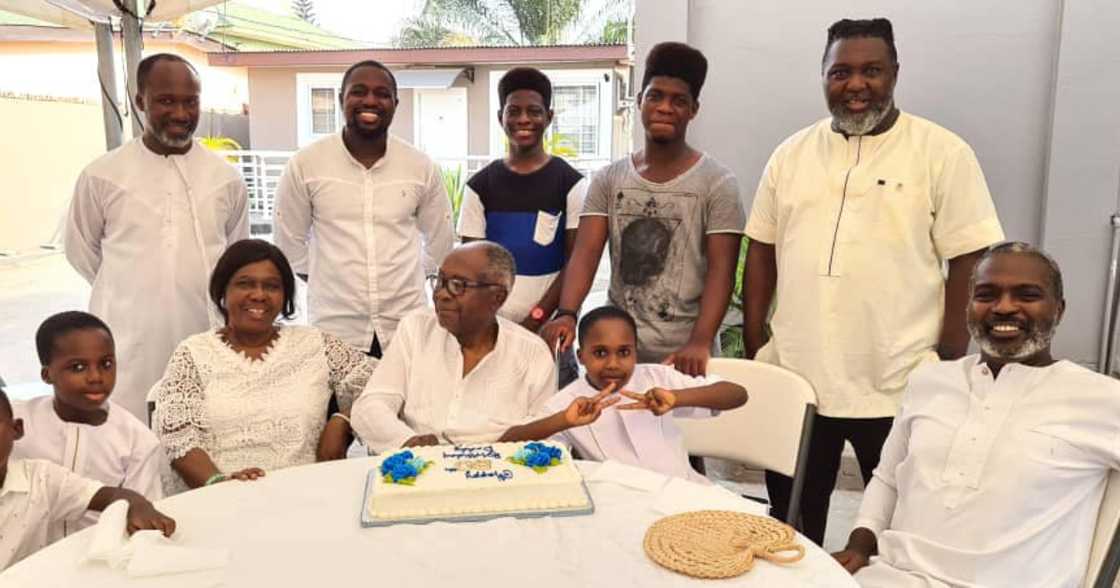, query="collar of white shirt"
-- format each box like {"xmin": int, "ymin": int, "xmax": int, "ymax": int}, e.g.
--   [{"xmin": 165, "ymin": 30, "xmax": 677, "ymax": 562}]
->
[{"xmin": 0, "ymin": 459, "xmax": 31, "ymax": 496}]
